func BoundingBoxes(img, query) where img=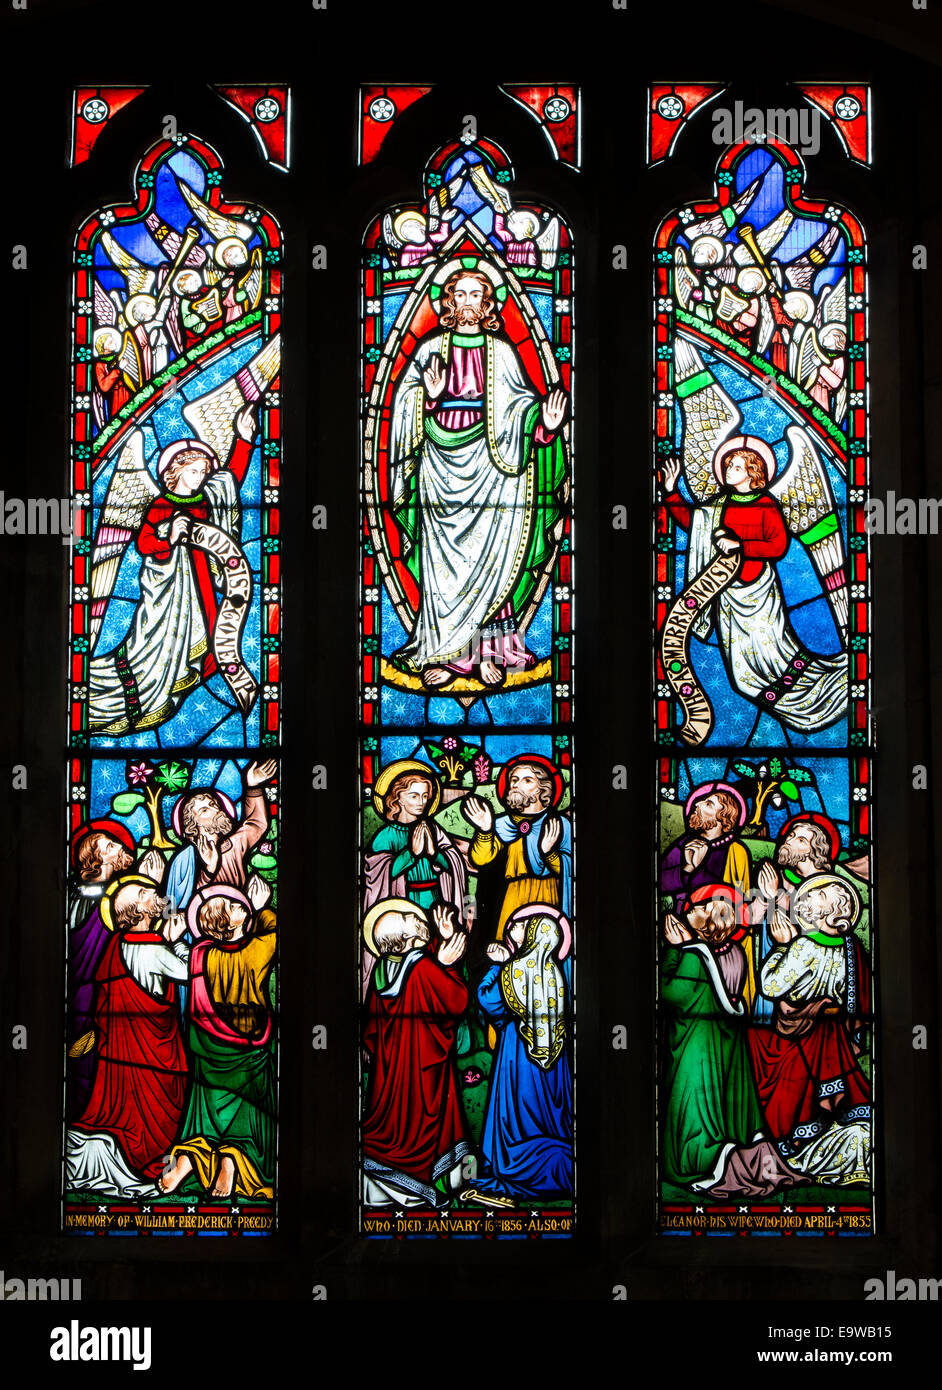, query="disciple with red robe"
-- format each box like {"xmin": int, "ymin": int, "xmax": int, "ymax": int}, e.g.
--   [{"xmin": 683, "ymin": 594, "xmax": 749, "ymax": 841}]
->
[
  {"xmin": 748, "ymin": 874, "xmax": 871, "ymax": 1181},
  {"xmin": 67, "ymin": 882, "xmax": 189, "ymax": 1194},
  {"xmin": 362, "ymin": 908, "xmax": 471, "ymax": 1209}
]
